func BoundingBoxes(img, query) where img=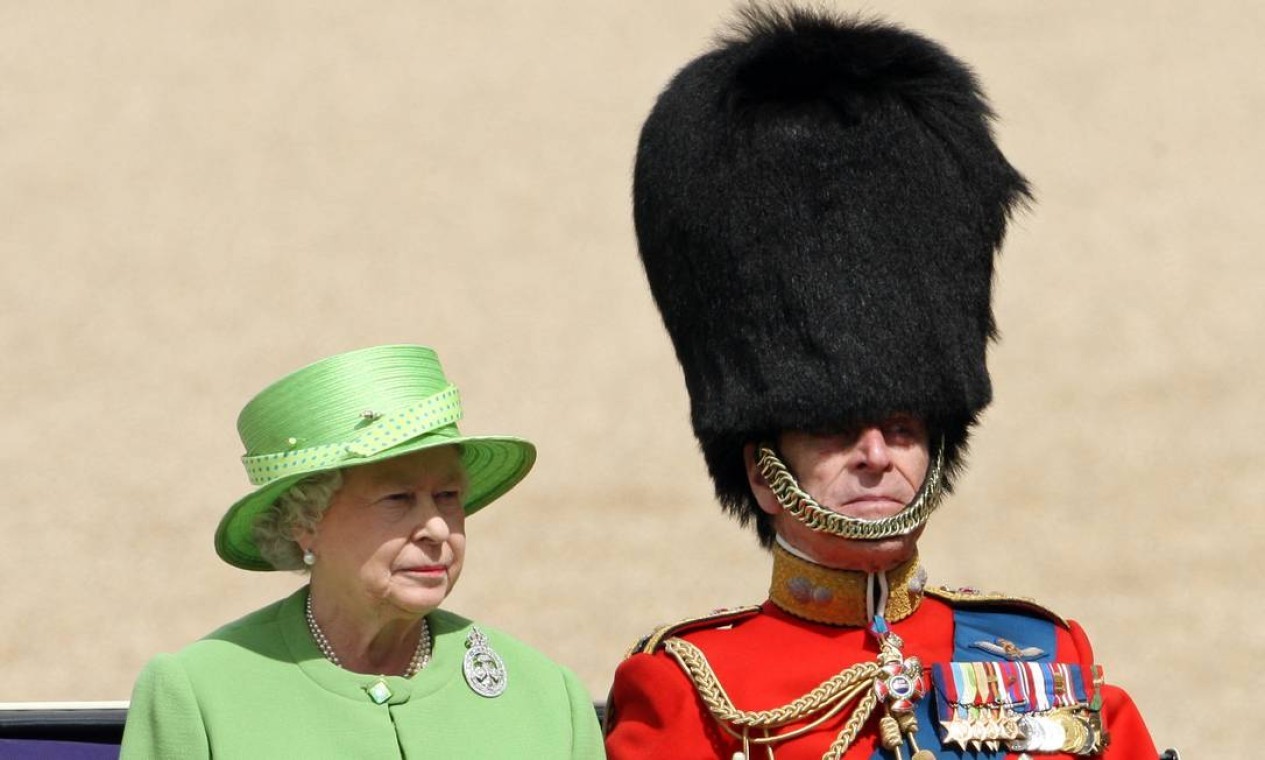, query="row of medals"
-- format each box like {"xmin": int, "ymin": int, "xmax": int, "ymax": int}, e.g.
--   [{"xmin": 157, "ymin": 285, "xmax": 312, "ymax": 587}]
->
[{"xmin": 941, "ymin": 706, "xmax": 1104, "ymax": 754}]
